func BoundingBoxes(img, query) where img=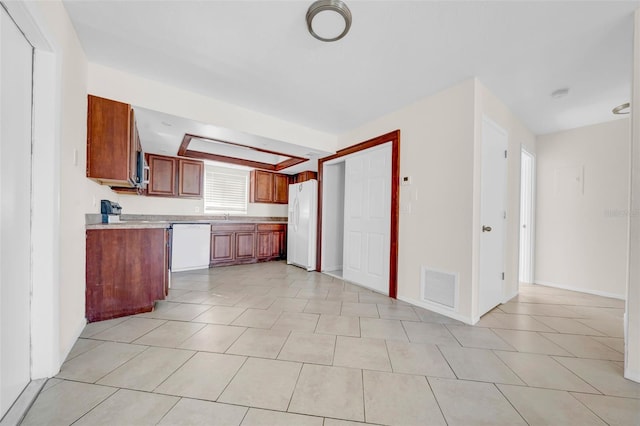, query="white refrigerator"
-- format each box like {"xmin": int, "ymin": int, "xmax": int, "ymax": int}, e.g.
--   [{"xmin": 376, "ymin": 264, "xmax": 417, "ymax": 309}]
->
[{"xmin": 287, "ymin": 179, "xmax": 318, "ymax": 271}]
